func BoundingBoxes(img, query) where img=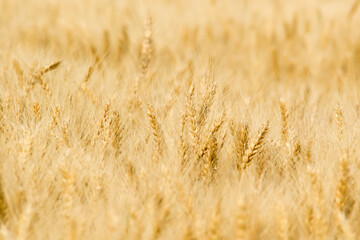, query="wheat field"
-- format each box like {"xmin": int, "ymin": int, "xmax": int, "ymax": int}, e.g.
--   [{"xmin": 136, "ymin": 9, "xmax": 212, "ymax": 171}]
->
[{"xmin": 1, "ymin": 0, "xmax": 360, "ymax": 239}]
